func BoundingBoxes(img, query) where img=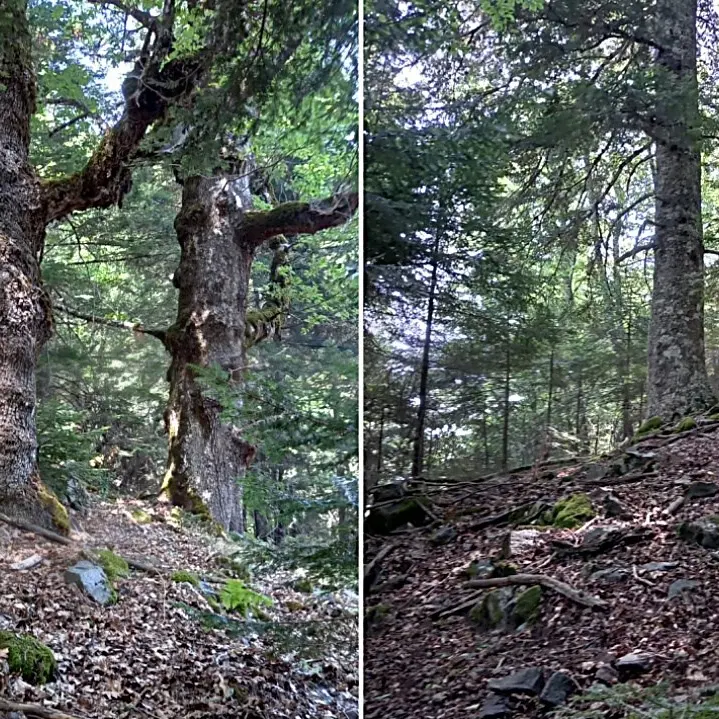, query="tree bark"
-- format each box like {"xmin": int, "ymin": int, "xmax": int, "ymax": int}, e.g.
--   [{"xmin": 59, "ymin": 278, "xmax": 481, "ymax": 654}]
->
[
  {"xmin": 161, "ymin": 173, "xmax": 357, "ymax": 530},
  {"xmin": 646, "ymin": 0, "xmax": 716, "ymax": 419},
  {"xmin": 0, "ymin": 1, "xmax": 60, "ymax": 528},
  {"xmin": 501, "ymin": 344, "xmax": 511, "ymax": 471}
]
